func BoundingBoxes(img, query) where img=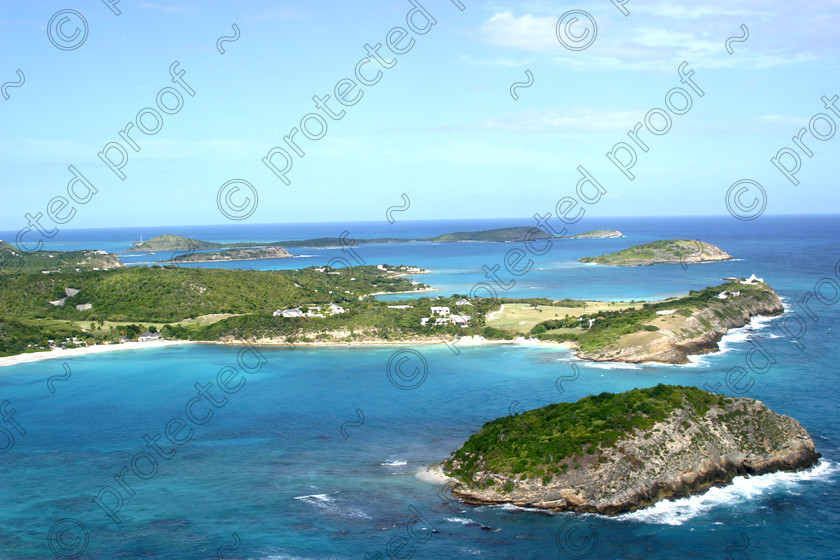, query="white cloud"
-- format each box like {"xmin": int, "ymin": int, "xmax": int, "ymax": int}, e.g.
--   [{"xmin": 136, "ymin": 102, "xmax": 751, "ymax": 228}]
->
[{"xmin": 477, "ymin": 2, "xmax": 840, "ymax": 70}]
